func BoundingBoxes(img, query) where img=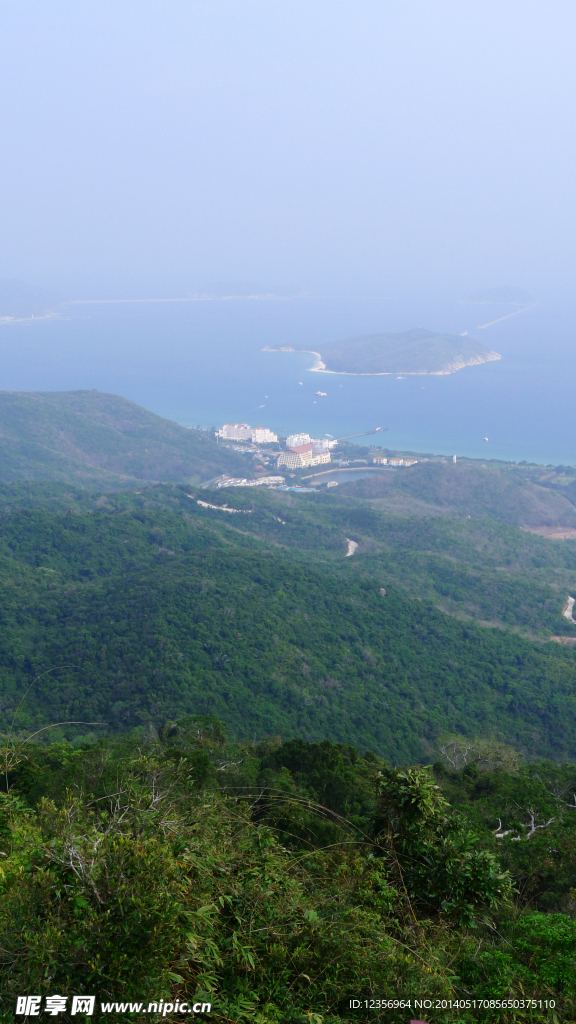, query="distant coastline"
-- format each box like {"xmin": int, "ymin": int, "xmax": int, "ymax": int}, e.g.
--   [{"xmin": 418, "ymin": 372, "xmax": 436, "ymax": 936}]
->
[
  {"xmin": 0, "ymin": 310, "xmax": 59, "ymax": 326},
  {"xmin": 262, "ymin": 345, "xmax": 501, "ymax": 376}
]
